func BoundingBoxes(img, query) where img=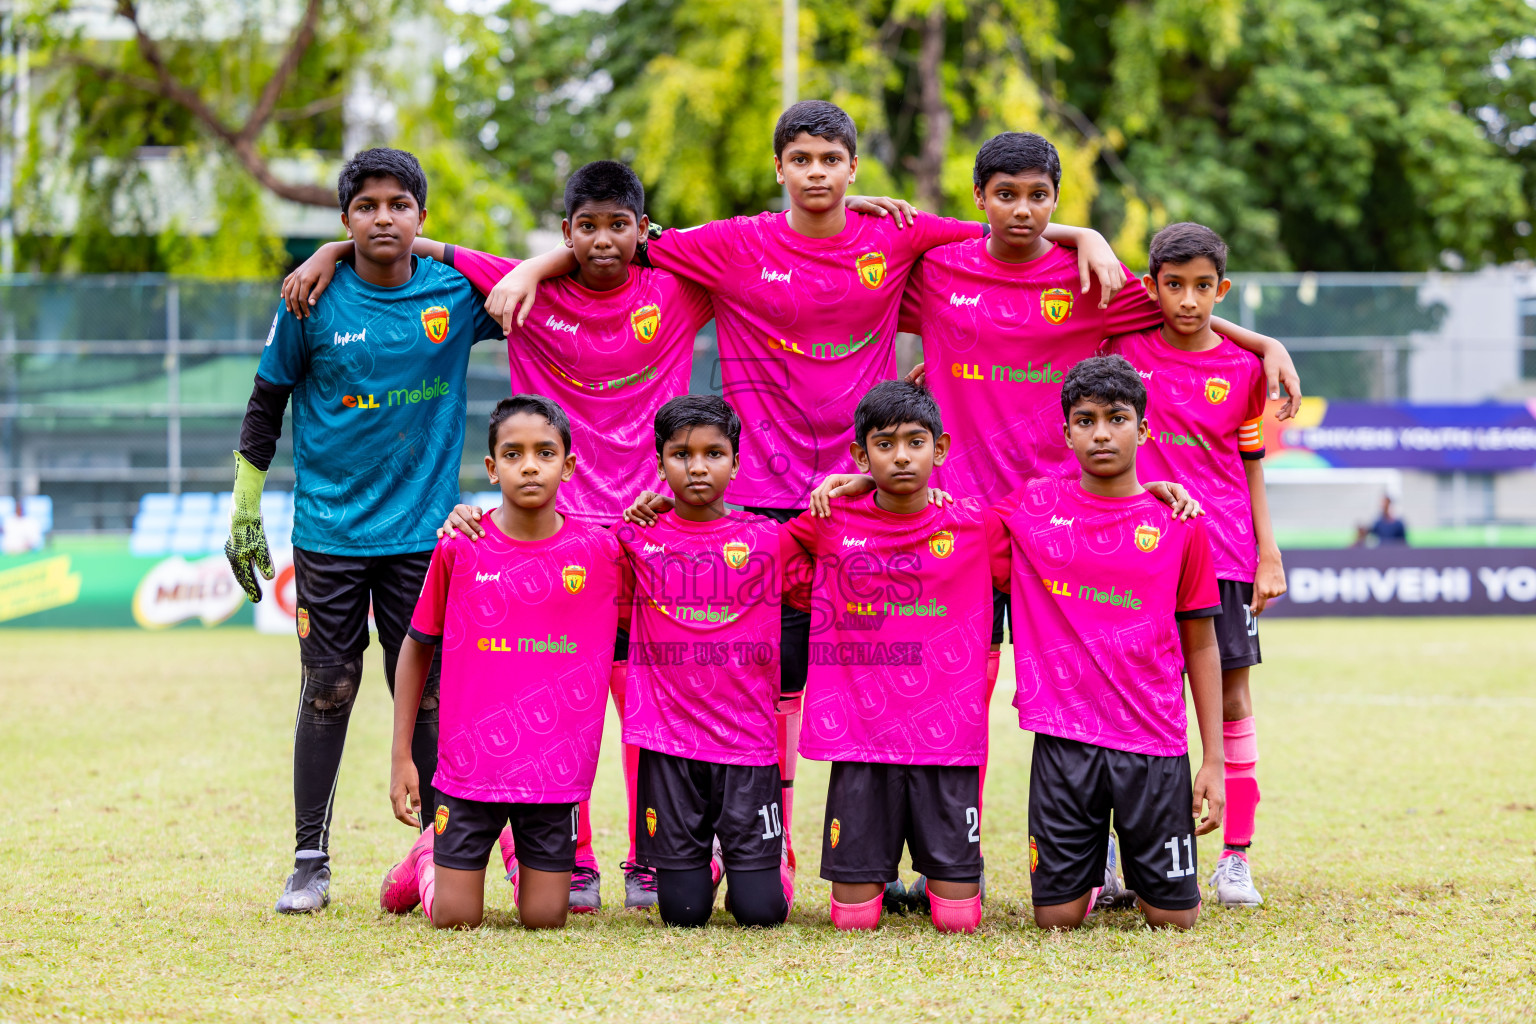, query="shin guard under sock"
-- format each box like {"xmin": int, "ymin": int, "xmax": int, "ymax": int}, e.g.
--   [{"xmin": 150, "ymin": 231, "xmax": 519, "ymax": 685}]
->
[
  {"xmin": 829, "ymin": 893, "xmax": 882, "ymax": 931},
  {"xmin": 775, "ymin": 693, "xmax": 803, "ymax": 871},
  {"xmin": 1223, "ymin": 717, "xmax": 1260, "ymax": 849},
  {"xmin": 929, "ymin": 891, "xmax": 982, "ymax": 933},
  {"xmin": 418, "ymin": 856, "xmax": 437, "ymax": 924}
]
